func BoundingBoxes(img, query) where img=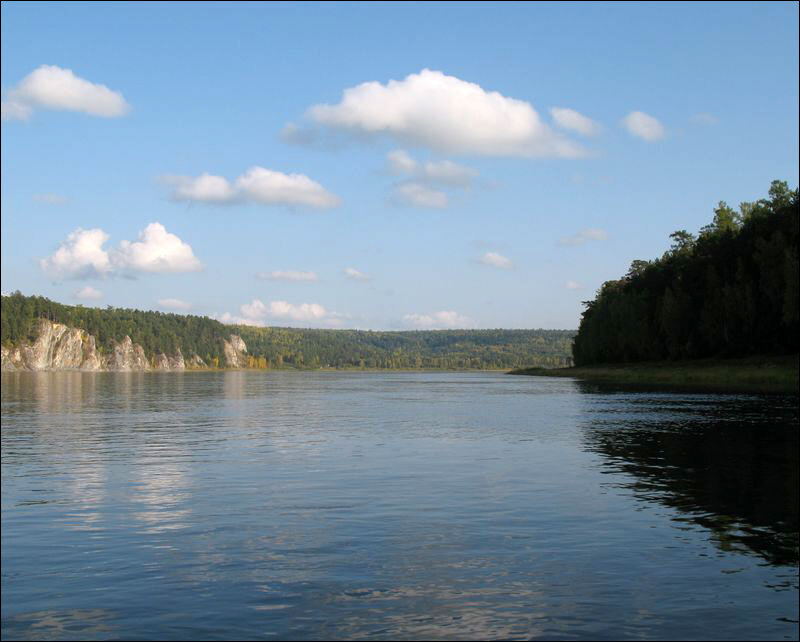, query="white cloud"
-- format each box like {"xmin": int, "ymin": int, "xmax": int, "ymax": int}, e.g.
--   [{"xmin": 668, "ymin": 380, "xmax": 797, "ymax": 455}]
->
[
  {"xmin": 73, "ymin": 286, "xmax": 103, "ymax": 300},
  {"xmin": 622, "ymin": 111, "xmax": 665, "ymax": 141},
  {"xmin": 1, "ymin": 65, "xmax": 130, "ymax": 121},
  {"xmin": 550, "ymin": 107, "xmax": 602, "ymax": 136},
  {"xmin": 163, "ymin": 173, "xmax": 237, "ymax": 203},
  {"xmin": 559, "ymin": 228, "xmax": 608, "ymax": 246},
  {"xmin": 565, "ymin": 280, "xmax": 583, "ymax": 290},
  {"xmin": 236, "ymin": 167, "xmax": 341, "ymax": 208},
  {"xmin": 41, "ymin": 223, "xmax": 202, "ymax": 280},
  {"xmin": 478, "ymin": 252, "xmax": 513, "ymax": 269},
  {"xmin": 257, "ymin": 270, "xmax": 319, "ymax": 282},
  {"xmin": 33, "ymin": 193, "xmax": 69, "ymax": 205},
  {"xmin": 386, "ymin": 149, "xmax": 419, "ymax": 175},
  {"xmin": 159, "ymin": 298, "xmax": 192, "ymax": 310},
  {"xmin": 391, "ymin": 182, "xmax": 448, "ymax": 209},
  {"xmin": 690, "ymin": 112, "xmax": 718, "ymax": 125},
  {"xmin": 387, "ymin": 150, "xmax": 478, "ymax": 187},
  {"xmin": 240, "ymin": 298, "xmax": 328, "ymax": 322},
  {"xmin": 40, "ymin": 228, "xmax": 113, "ymax": 279},
  {"xmin": 161, "ymin": 166, "xmax": 340, "ymax": 209},
  {"xmin": 344, "ymin": 267, "xmax": 370, "ymax": 282},
  {"xmin": 300, "ymin": 69, "xmax": 585, "ymax": 158},
  {"xmin": 114, "ymin": 223, "xmax": 202, "ymax": 273},
  {"xmin": 403, "ymin": 310, "xmax": 471, "ymax": 329}
]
